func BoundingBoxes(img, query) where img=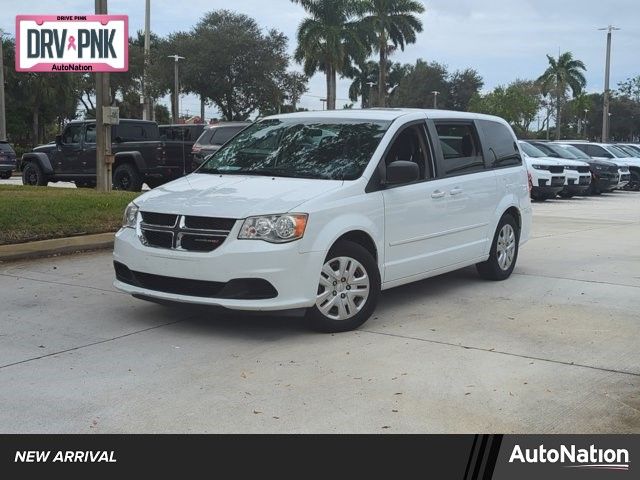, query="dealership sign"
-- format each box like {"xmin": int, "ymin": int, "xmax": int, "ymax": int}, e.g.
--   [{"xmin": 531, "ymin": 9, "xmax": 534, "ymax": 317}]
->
[{"xmin": 15, "ymin": 15, "xmax": 128, "ymax": 72}]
